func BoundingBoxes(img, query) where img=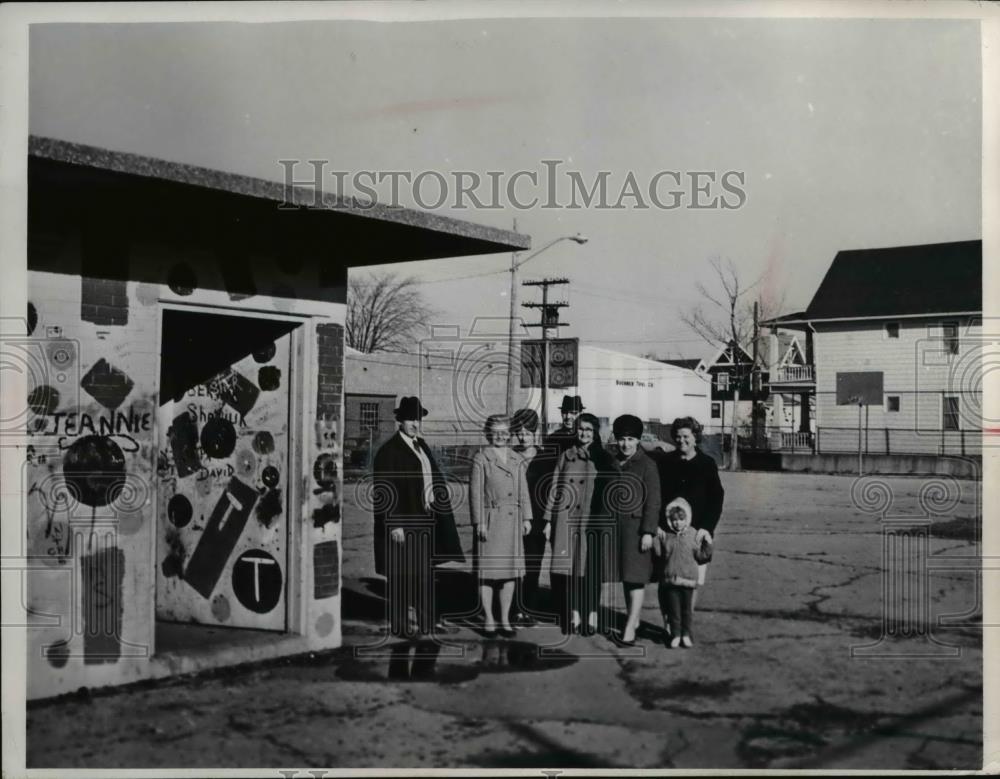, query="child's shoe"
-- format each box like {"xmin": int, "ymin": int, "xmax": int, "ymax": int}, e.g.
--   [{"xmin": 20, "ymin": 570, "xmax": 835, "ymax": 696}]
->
[
  {"xmin": 681, "ymin": 635, "xmax": 694, "ymax": 648},
  {"xmin": 669, "ymin": 636, "xmax": 682, "ymax": 649}
]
